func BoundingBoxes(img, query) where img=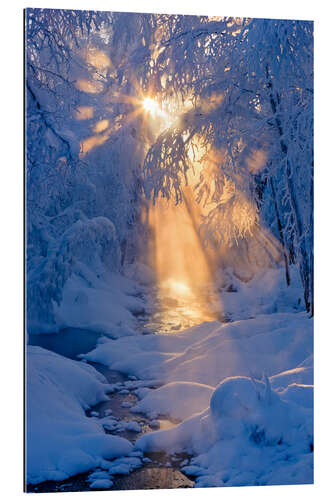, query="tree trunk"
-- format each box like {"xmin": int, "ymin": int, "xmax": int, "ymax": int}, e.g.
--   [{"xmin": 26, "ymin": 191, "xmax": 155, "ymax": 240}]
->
[
  {"xmin": 269, "ymin": 177, "xmax": 290, "ymax": 286},
  {"xmin": 265, "ymin": 64, "xmax": 312, "ymax": 312}
]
